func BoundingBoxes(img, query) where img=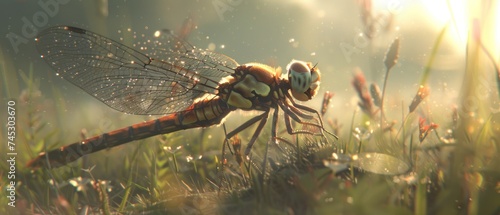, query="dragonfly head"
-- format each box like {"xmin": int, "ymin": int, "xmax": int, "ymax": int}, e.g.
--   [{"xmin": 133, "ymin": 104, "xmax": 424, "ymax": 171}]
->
[{"xmin": 286, "ymin": 60, "xmax": 321, "ymax": 101}]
